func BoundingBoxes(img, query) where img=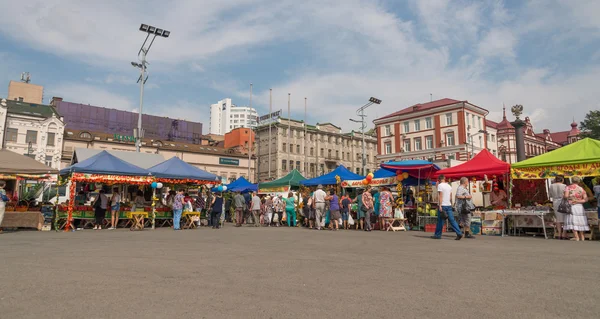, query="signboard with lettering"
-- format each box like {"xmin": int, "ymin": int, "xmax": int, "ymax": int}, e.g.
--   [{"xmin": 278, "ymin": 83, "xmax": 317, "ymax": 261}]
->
[
  {"xmin": 219, "ymin": 158, "xmax": 240, "ymax": 166},
  {"xmin": 257, "ymin": 110, "xmax": 282, "ymax": 124},
  {"xmin": 114, "ymin": 134, "xmax": 136, "ymax": 142},
  {"xmin": 511, "ymin": 163, "xmax": 600, "ymax": 179}
]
